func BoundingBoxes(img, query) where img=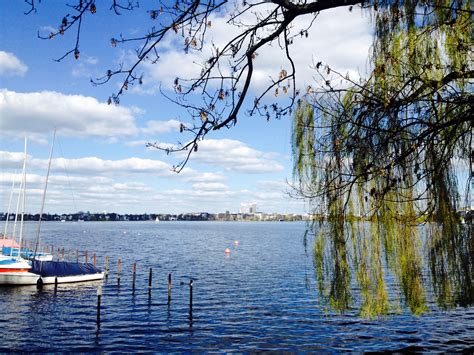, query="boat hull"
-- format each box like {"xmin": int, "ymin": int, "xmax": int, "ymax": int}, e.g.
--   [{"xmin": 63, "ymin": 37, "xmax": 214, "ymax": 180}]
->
[
  {"xmin": 0, "ymin": 272, "xmax": 39, "ymax": 285},
  {"xmin": 40, "ymin": 272, "xmax": 104, "ymax": 284}
]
